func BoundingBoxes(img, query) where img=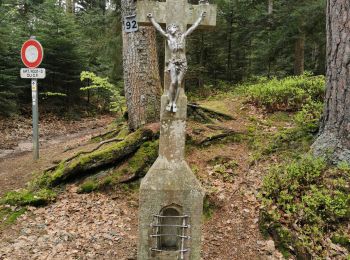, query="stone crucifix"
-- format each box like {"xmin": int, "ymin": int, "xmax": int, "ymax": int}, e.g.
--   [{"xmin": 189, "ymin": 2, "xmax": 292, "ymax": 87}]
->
[
  {"xmin": 136, "ymin": 0, "xmax": 217, "ymax": 112},
  {"xmin": 137, "ymin": 2, "xmax": 216, "ymax": 259}
]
